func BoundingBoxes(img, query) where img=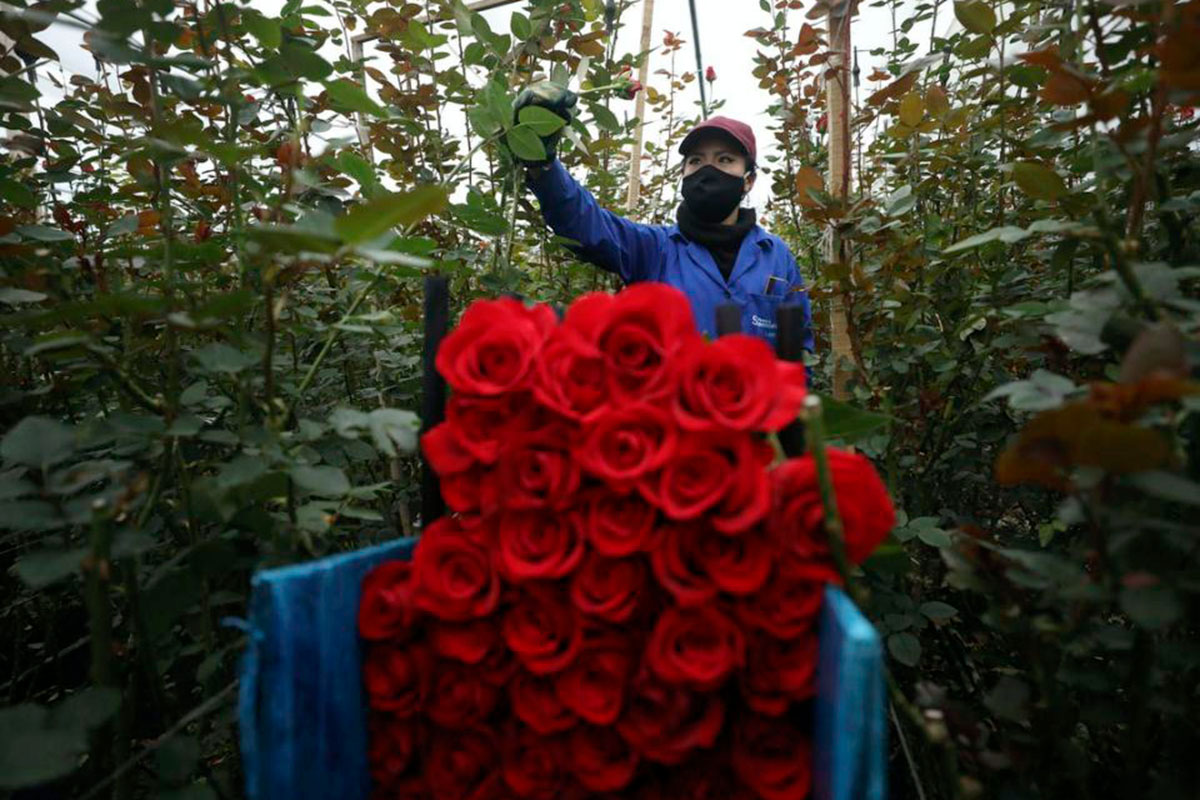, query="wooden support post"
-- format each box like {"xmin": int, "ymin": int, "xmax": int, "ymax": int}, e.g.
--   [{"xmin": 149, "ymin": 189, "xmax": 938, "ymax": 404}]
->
[
  {"xmin": 825, "ymin": 1, "xmax": 855, "ymax": 400},
  {"xmin": 625, "ymin": 0, "xmax": 656, "ymax": 213},
  {"xmin": 420, "ymin": 275, "xmax": 450, "ymax": 528}
]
